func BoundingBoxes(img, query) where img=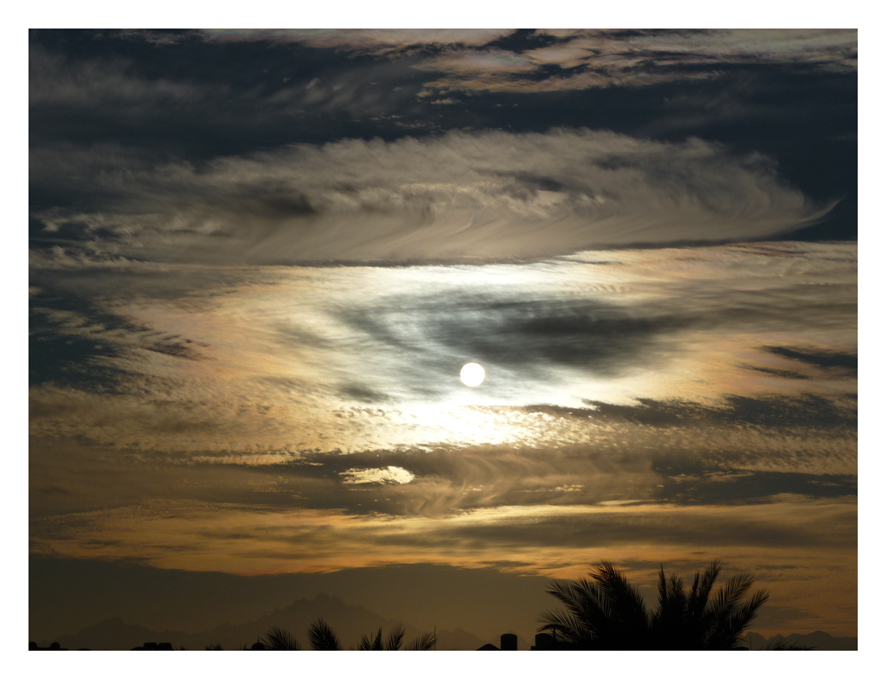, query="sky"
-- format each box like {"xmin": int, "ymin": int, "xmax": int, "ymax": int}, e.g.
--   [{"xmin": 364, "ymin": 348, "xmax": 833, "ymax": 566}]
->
[{"xmin": 26, "ymin": 18, "xmax": 863, "ymax": 658}]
